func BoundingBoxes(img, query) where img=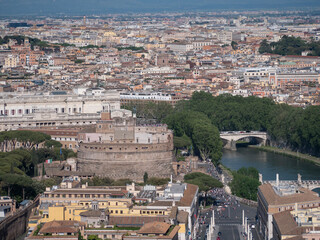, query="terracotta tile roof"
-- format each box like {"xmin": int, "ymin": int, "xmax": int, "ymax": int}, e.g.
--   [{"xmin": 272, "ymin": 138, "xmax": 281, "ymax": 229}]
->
[
  {"xmin": 177, "ymin": 184, "xmax": 198, "ymax": 207},
  {"xmin": 168, "ymin": 206, "xmax": 178, "ymax": 219},
  {"xmin": 273, "ymin": 210, "xmax": 299, "ymax": 235},
  {"xmin": 177, "ymin": 211, "xmax": 188, "ymax": 223},
  {"xmin": 259, "ymin": 184, "xmax": 320, "ymax": 206},
  {"xmin": 21, "ymin": 128, "xmax": 80, "ymax": 137},
  {"xmin": 51, "ymin": 188, "xmax": 126, "ymax": 196},
  {"xmin": 138, "ymin": 221, "xmax": 171, "ymax": 234},
  {"xmin": 149, "ymin": 201, "xmax": 173, "ymax": 207},
  {"xmin": 39, "ymin": 220, "xmax": 85, "ymax": 234},
  {"xmin": 80, "ymin": 210, "xmax": 101, "ymax": 217},
  {"xmin": 109, "ymin": 216, "xmax": 167, "ymax": 227}
]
